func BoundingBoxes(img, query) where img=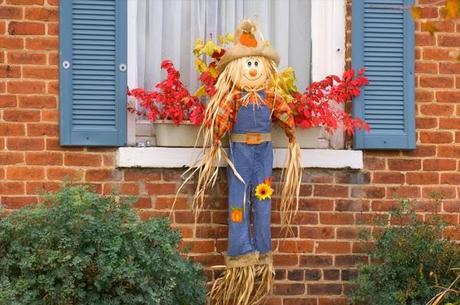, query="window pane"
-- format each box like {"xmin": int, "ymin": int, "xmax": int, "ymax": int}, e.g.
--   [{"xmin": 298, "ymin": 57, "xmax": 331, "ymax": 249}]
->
[{"xmin": 134, "ymin": 0, "xmax": 311, "ymax": 91}]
